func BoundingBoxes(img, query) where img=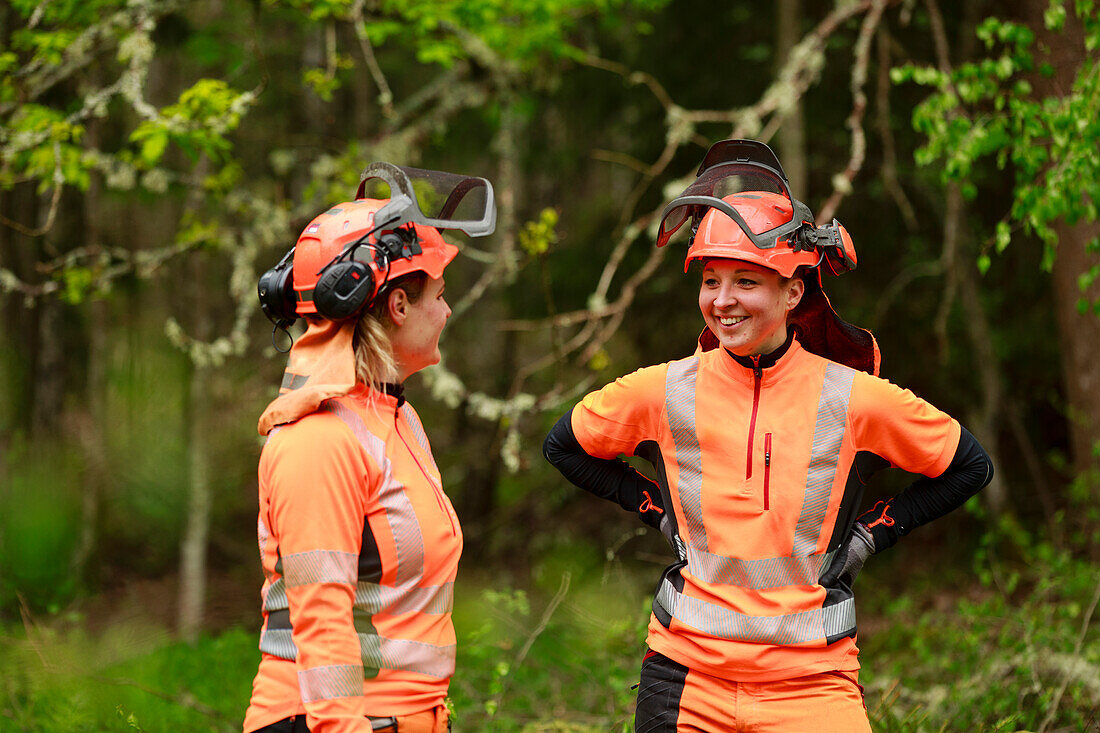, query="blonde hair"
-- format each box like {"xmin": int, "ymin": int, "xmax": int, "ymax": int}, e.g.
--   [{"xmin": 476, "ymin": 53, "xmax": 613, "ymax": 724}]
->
[{"xmin": 352, "ymin": 273, "xmax": 427, "ymax": 389}]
